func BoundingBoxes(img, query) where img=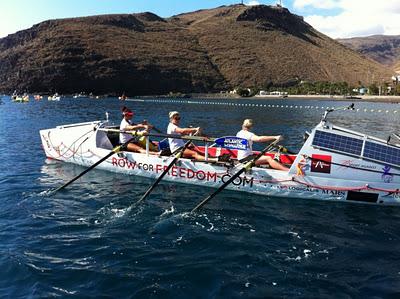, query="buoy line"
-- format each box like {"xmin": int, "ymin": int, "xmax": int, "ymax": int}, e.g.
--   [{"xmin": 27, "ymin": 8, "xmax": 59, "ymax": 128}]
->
[{"xmin": 126, "ymin": 98, "xmax": 399, "ymax": 114}]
